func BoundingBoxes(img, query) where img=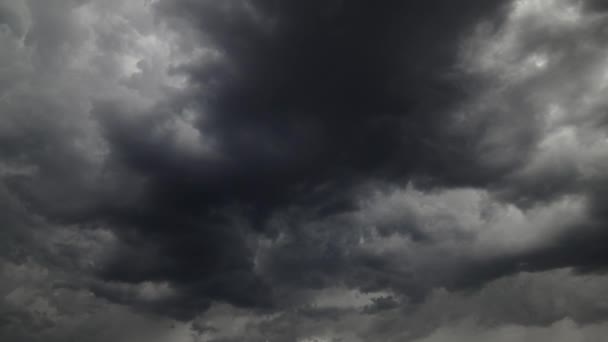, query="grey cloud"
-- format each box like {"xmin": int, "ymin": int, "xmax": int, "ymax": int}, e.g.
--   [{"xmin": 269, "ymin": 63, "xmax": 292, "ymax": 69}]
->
[
  {"xmin": 4, "ymin": 0, "xmax": 608, "ymax": 341},
  {"xmin": 182, "ymin": 269, "xmax": 608, "ymax": 341}
]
